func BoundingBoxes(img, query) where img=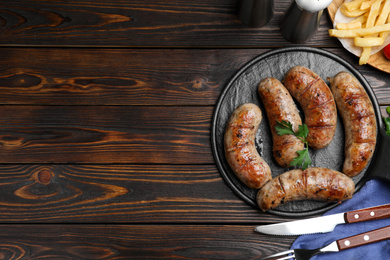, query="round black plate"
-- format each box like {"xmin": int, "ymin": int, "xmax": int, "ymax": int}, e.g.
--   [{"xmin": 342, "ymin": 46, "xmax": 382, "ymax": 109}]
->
[{"xmin": 211, "ymin": 47, "xmax": 378, "ymax": 217}]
